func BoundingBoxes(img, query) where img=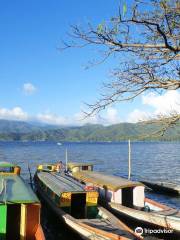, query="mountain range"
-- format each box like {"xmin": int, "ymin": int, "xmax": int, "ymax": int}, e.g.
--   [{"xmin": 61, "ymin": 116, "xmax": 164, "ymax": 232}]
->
[{"xmin": 0, "ymin": 119, "xmax": 179, "ymax": 141}]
